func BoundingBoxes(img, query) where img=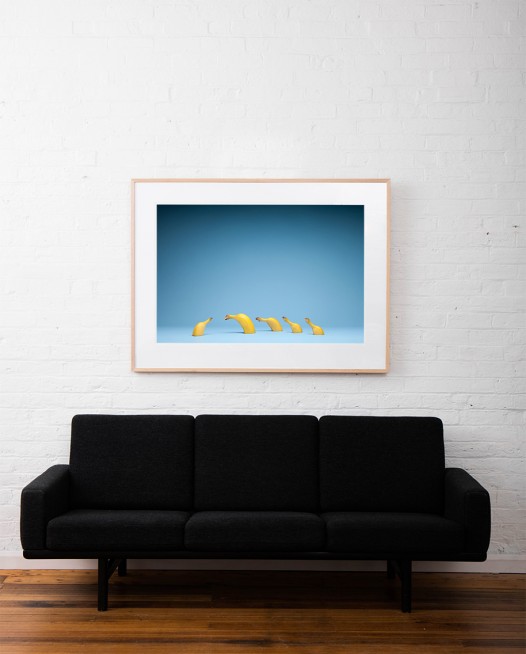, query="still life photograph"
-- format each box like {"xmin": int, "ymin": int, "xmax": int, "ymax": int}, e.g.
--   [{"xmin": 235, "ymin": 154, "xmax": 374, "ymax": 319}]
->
[{"xmin": 132, "ymin": 179, "xmax": 390, "ymax": 372}]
